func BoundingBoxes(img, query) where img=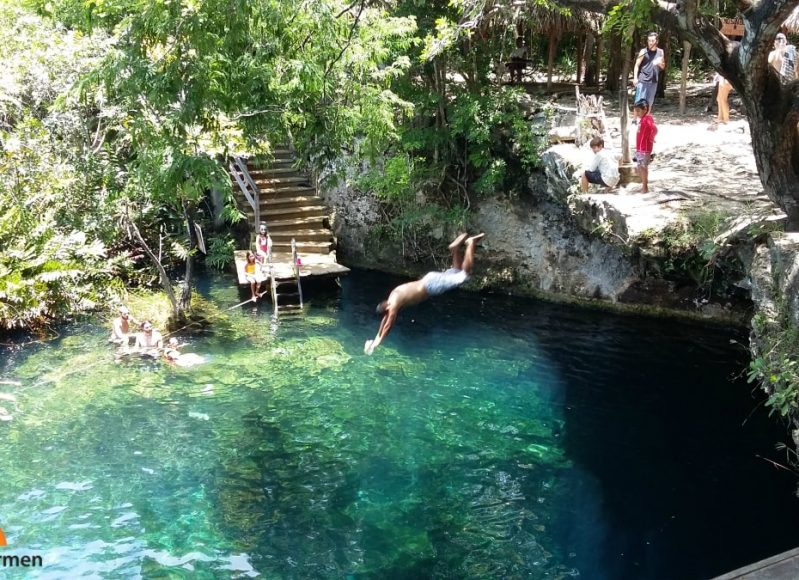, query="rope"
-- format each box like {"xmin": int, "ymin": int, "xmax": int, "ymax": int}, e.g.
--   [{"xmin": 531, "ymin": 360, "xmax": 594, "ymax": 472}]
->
[{"xmin": 226, "ymin": 288, "xmax": 271, "ymax": 311}]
